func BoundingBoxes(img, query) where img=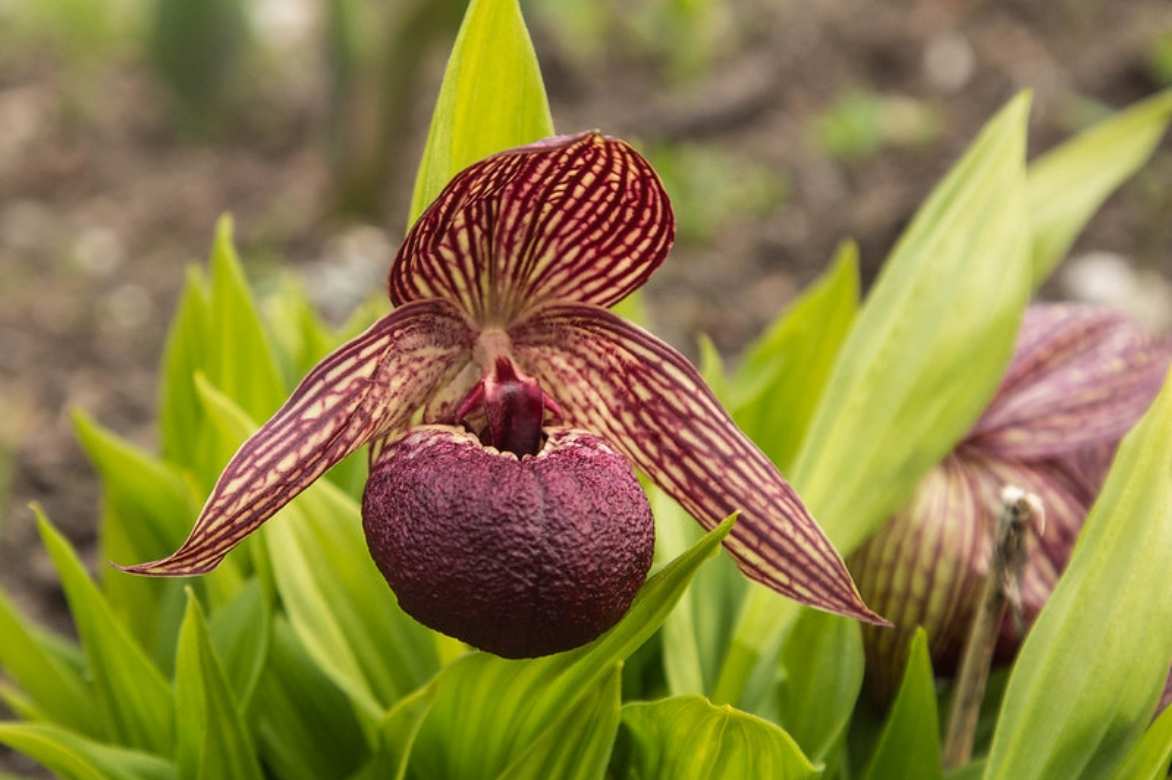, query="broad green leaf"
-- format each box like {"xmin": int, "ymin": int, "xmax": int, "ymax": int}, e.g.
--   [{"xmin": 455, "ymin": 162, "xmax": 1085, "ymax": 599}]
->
[
  {"xmin": 0, "ymin": 722, "xmax": 177, "ymax": 780},
  {"xmin": 655, "ymin": 489, "xmax": 744, "ymax": 698},
  {"xmin": 777, "ymin": 610, "xmax": 864, "ymax": 763},
  {"xmin": 407, "ymin": 516, "xmax": 735, "ymax": 779},
  {"xmin": 174, "ymin": 592, "xmax": 263, "ymax": 780},
  {"xmin": 1110, "ymin": 704, "xmax": 1172, "ymax": 780},
  {"xmin": 732, "ymin": 241, "xmax": 860, "ymax": 471},
  {"xmin": 862, "ymin": 629, "xmax": 942, "ymax": 780},
  {"xmin": 1028, "ymin": 89, "xmax": 1172, "ymax": 286},
  {"xmin": 207, "ymin": 580, "xmax": 270, "ymax": 711},
  {"xmin": 0, "ymin": 590, "xmax": 96, "ymax": 737},
  {"xmin": 614, "ymin": 696, "xmax": 816, "ymax": 779},
  {"xmin": 946, "ymin": 760, "xmax": 985, "ymax": 780},
  {"xmin": 262, "ymin": 275, "xmax": 337, "ymax": 391},
  {"xmin": 408, "ymin": 0, "xmax": 554, "ymax": 226},
  {"xmin": 159, "ymin": 264, "xmax": 212, "ymax": 472},
  {"xmin": 253, "ymin": 618, "xmax": 369, "ymax": 780},
  {"xmin": 721, "ymin": 97, "xmax": 1031, "ymax": 703},
  {"xmin": 205, "ymin": 214, "xmax": 286, "ymax": 424},
  {"xmin": 163, "ymin": 217, "xmax": 286, "ymax": 492},
  {"xmin": 261, "ymin": 278, "xmax": 369, "ymax": 498},
  {"xmin": 984, "ymin": 369, "xmax": 1172, "ymax": 779},
  {"xmin": 352, "ymin": 684, "xmax": 439, "ymax": 780},
  {"xmin": 697, "ymin": 334, "xmax": 731, "ymax": 404},
  {"xmin": 795, "ymin": 92, "xmax": 1031, "ymax": 555},
  {"xmin": 194, "ymin": 377, "xmax": 439, "ymax": 725},
  {"xmin": 35, "ymin": 508, "xmax": 174, "ymax": 755},
  {"xmin": 499, "ymin": 664, "xmax": 622, "ymax": 779},
  {"xmin": 72, "ymin": 411, "xmax": 240, "ymax": 663}
]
